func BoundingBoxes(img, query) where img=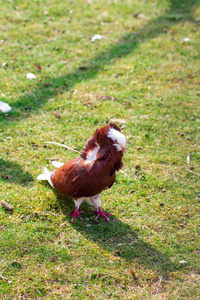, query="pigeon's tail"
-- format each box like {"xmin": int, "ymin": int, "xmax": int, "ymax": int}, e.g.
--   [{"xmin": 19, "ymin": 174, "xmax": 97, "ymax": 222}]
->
[
  {"xmin": 52, "ymin": 161, "xmax": 64, "ymax": 168},
  {"xmin": 37, "ymin": 167, "xmax": 54, "ymax": 188}
]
